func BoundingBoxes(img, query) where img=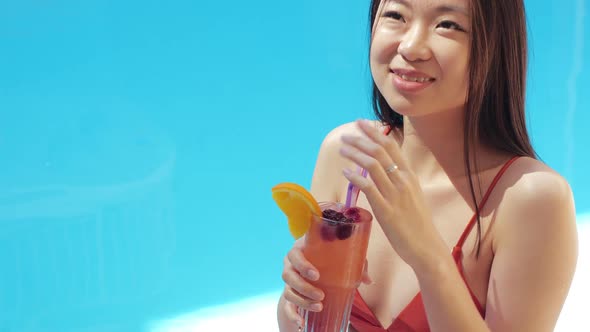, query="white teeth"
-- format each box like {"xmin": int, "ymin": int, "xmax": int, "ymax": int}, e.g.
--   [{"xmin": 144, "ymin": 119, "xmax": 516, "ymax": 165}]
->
[{"xmin": 399, "ymin": 73, "xmax": 431, "ymax": 83}]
